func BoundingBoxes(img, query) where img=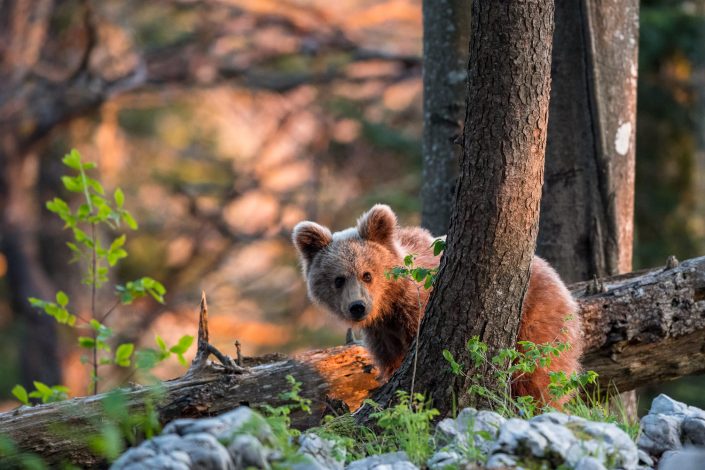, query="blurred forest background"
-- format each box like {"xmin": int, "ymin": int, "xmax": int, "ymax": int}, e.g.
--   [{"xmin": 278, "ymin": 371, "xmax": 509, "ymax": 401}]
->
[{"xmin": 0, "ymin": 0, "xmax": 703, "ymax": 414}]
